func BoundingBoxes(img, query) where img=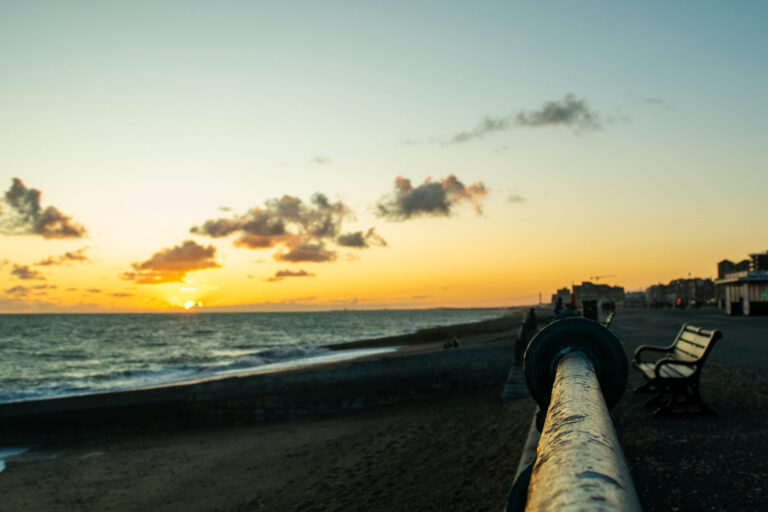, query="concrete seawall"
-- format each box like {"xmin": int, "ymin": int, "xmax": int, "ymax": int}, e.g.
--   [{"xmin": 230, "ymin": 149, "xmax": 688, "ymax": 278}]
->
[{"xmin": 0, "ymin": 340, "xmax": 515, "ymax": 434}]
